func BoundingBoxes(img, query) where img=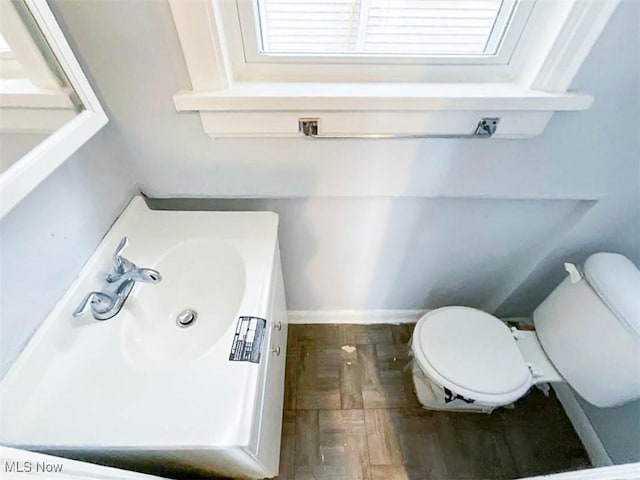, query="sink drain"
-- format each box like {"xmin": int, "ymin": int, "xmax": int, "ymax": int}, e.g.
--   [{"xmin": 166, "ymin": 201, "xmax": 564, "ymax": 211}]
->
[{"xmin": 176, "ymin": 309, "xmax": 197, "ymax": 328}]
